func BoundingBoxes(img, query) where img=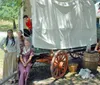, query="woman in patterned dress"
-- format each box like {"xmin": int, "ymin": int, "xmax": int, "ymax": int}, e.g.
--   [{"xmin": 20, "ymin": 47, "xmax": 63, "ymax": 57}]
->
[{"xmin": 18, "ymin": 38, "xmax": 34, "ymax": 85}]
